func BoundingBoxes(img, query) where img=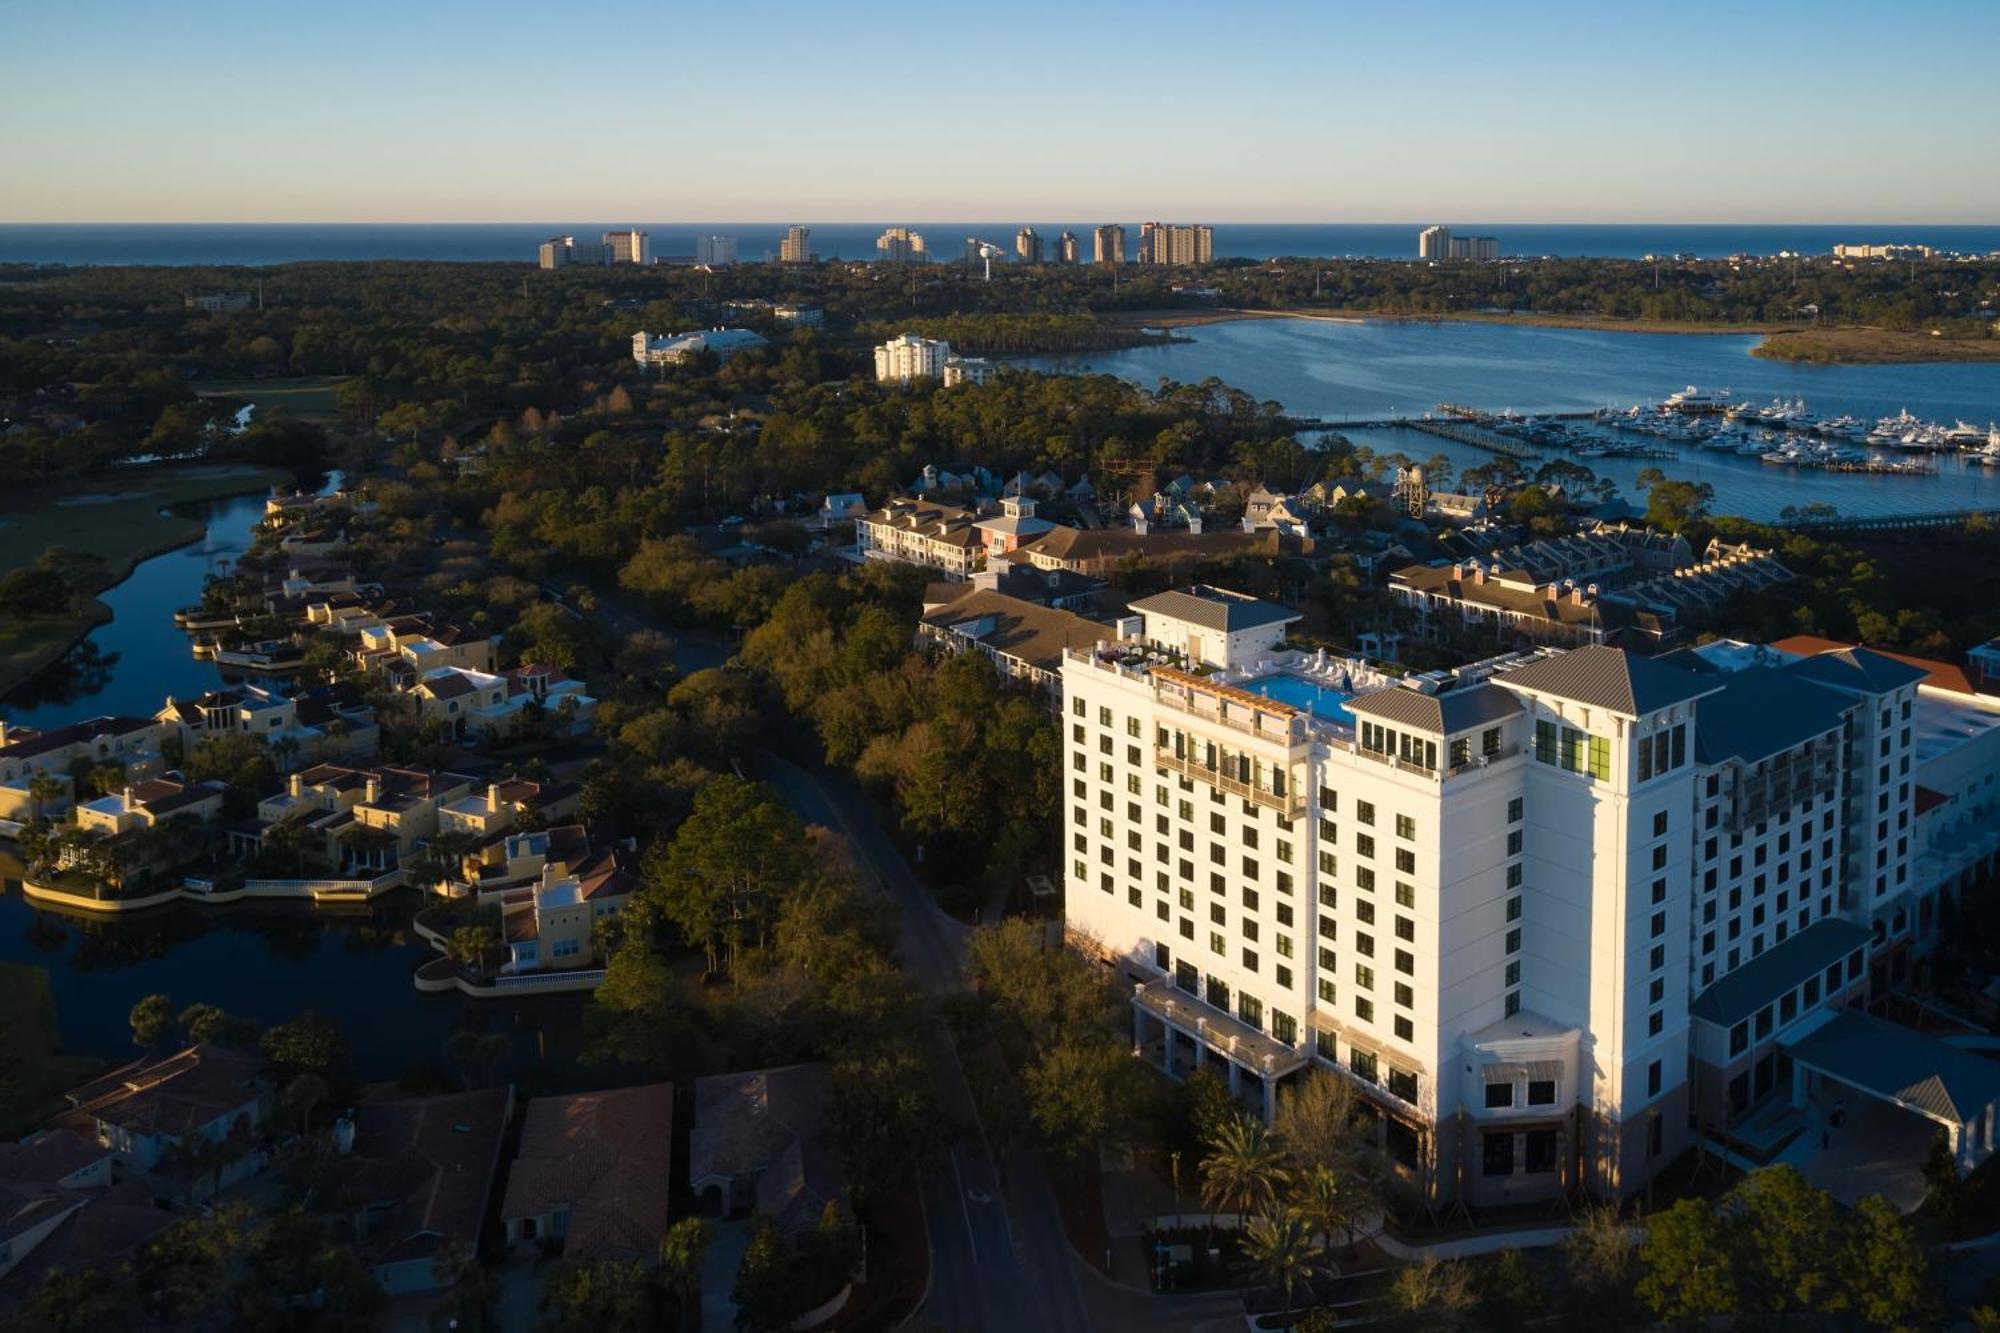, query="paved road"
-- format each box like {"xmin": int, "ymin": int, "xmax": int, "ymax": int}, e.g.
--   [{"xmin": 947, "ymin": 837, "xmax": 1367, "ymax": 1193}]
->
[
  {"xmin": 573, "ymin": 583, "xmax": 1239, "ymax": 1331},
  {"xmin": 761, "ymin": 753, "xmax": 1245, "ymax": 1333}
]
